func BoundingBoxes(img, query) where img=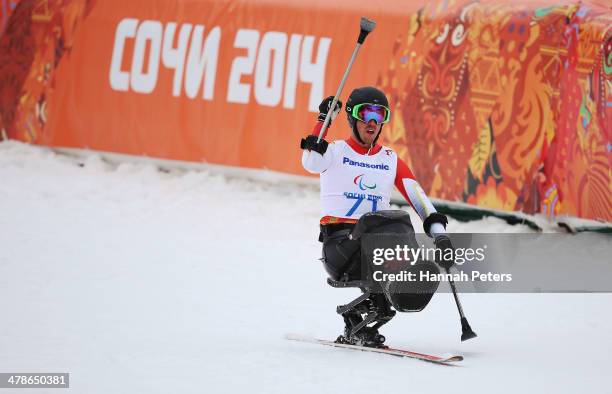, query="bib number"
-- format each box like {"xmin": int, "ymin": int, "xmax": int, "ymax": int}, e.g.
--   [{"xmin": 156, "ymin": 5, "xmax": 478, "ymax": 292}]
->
[{"xmin": 344, "ymin": 193, "xmax": 380, "ymax": 216}]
